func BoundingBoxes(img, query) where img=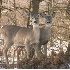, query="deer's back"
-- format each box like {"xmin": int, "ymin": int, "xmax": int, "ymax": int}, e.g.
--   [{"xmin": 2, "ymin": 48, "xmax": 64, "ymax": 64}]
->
[
  {"xmin": 14, "ymin": 27, "xmax": 33, "ymax": 45},
  {"xmin": 1, "ymin": 25, "xmax": 22, "ymax": 40}
]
